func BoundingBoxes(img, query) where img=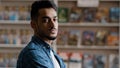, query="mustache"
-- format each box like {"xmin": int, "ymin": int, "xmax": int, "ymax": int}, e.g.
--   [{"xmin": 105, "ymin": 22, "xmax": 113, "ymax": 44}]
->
[{"xmin": 48, "ymin": 27, "xmax": 57, "ymax": 30}]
